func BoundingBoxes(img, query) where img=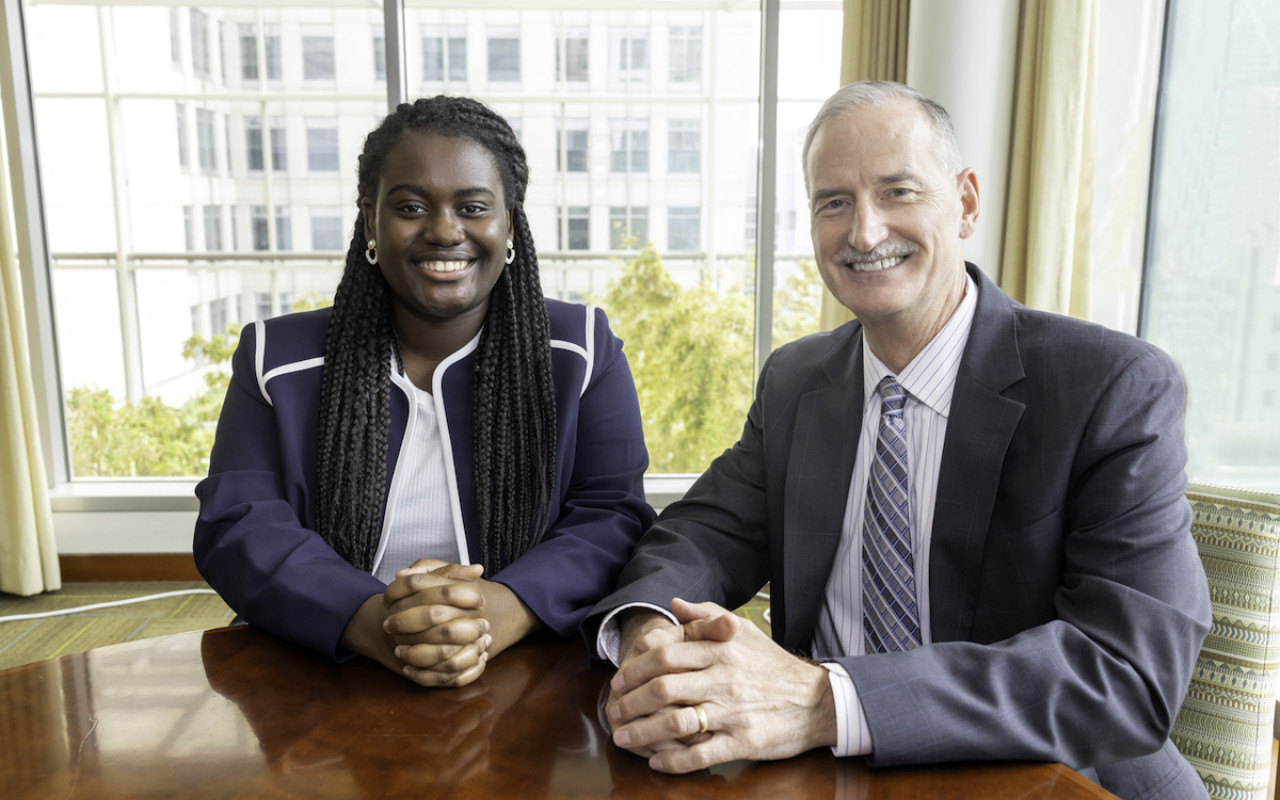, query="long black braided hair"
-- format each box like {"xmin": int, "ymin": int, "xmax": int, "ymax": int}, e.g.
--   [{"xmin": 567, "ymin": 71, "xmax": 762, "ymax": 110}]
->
[{"xmin": 315, "ymin": 95, "xmax": 557, "ymax": 576}]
